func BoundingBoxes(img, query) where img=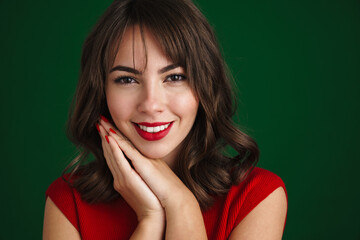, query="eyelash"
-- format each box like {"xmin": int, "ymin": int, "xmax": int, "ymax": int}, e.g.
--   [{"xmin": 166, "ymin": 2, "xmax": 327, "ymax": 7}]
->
[
  {"xmin": 165, "ymin": 74, "xmax": 187, "ymax": 82},
  {"xmin": 114, "ymin": 76, "xmax": 137, "ymax": 85},
  {"xmin": 113, "ymin": 74, "xmax": 187, "ymax": 85}
]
